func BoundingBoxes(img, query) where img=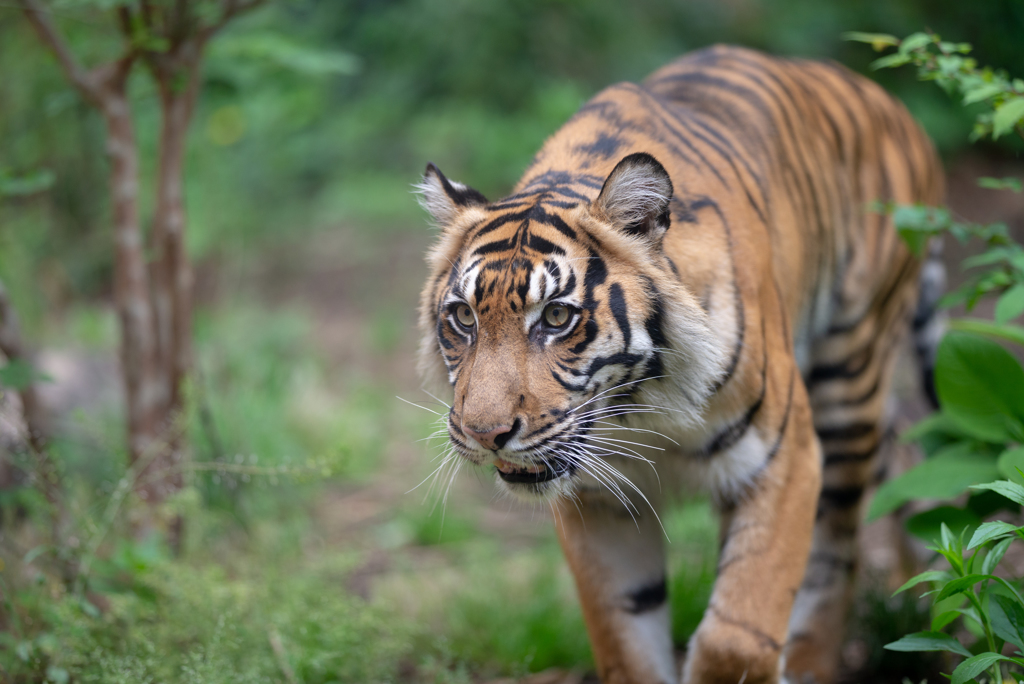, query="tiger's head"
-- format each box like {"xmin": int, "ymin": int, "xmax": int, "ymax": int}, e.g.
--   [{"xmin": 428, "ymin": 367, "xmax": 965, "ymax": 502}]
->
[{"xmin": 416, "ymin": 153, "xmax": 726, "ymax": 501}]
